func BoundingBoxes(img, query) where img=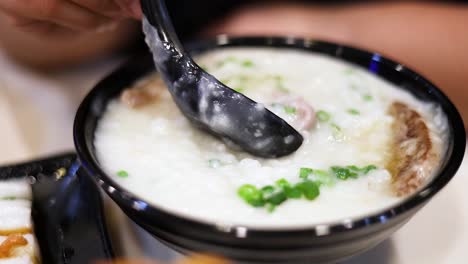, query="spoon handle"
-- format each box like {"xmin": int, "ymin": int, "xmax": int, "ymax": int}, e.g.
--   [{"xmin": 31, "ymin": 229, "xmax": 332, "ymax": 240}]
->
[
  {"xmin": 140, "ymin": 0, "xmax": 185, "ymax": 55},
  {"xmin": 139, "ymin": 0, "xmax": 304, "ymax": 158},
  {"xmin": 140, "ymin": 0, "xmax": 200, "ymax": 90}
]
